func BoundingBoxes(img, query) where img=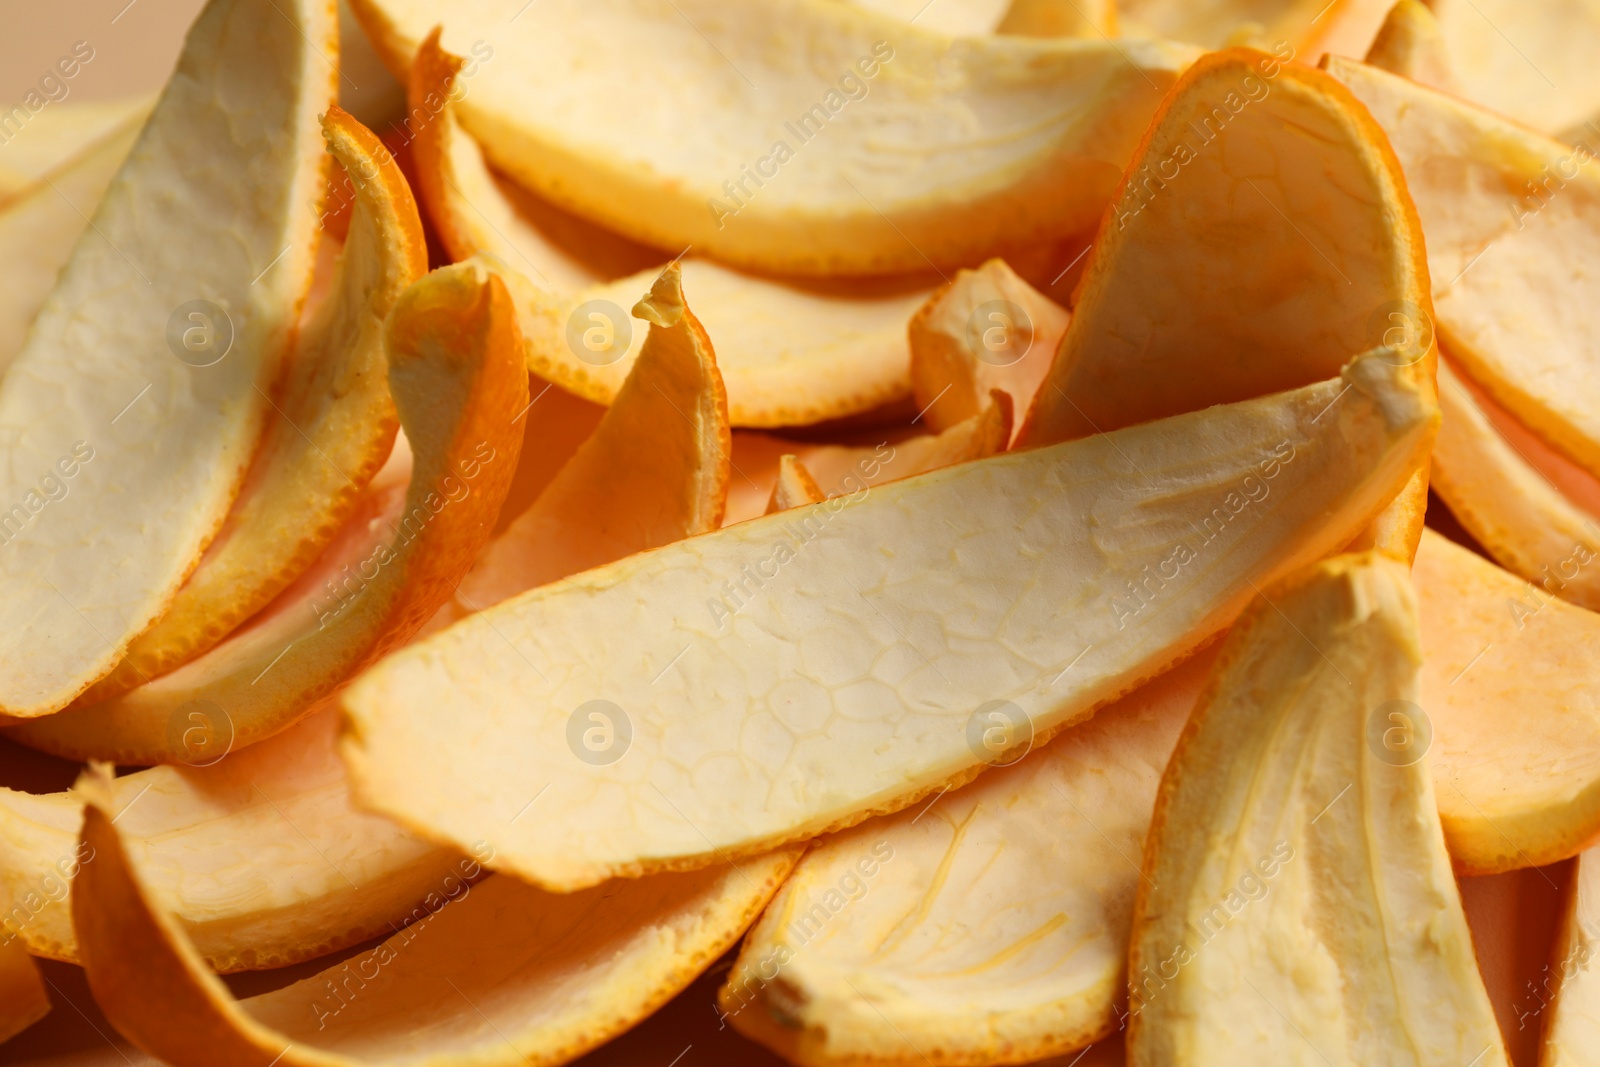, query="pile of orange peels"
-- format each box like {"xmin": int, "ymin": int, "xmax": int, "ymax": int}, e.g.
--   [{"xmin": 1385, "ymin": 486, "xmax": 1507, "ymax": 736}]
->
[{"xmin": 1, "ymin": 1, "xmax": 1598, "ymax": 1065}]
